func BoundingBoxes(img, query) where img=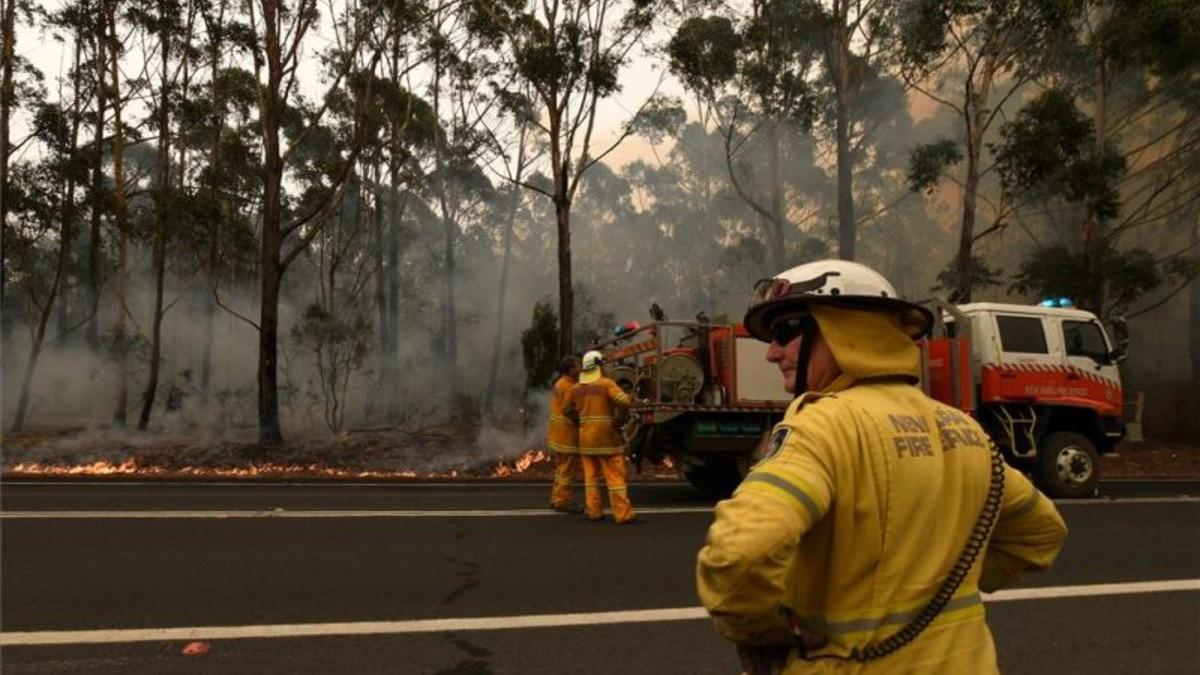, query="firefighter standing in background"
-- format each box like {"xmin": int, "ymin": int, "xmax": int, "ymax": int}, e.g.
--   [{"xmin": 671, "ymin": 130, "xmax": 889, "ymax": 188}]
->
[
  {"xmin": 697, "ymin": 260, "xmax": 1067, "ymax": 674},
  {"xmin": 547, "ymin": 356, "xmax": 584, "ymax": 514},
  {"xmin": 564, "ymin": 350, "xmax": 638, "ymax": 524}
]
